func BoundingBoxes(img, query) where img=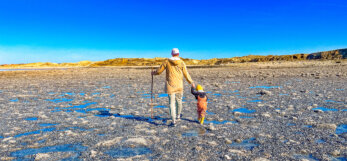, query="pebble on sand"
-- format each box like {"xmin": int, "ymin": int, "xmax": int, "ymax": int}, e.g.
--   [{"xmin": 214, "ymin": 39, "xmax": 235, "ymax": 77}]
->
[
  {"xmin": 35, "ymin": 153, "xmax": 50, "ymax": 160},
  {"xmin": 124, "ymin": 137, "xmax": 148, "ymax": 146},
  {"xmin": 316, "ymin": 123, "xmax": 337, "ymax": 130},
  {"xmin": 258, "ymin": 90, "xmax": 272, "ymax": 96},
  {"xmin": 208, "ymin": 124, "xmax": 216, "ymax": 131},
  {"xmin": 96, "ymin": 137, "xmax": 123, "ymax": 147},
  {"xmin": 253, "ymin": 157, "xmax": 270, "ymax": 161}
]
